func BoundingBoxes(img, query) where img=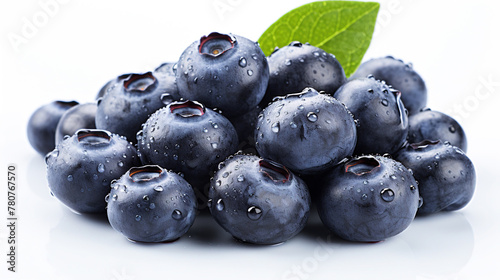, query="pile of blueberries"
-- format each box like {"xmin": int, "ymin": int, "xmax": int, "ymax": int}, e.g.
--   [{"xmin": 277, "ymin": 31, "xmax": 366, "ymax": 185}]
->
[{"xmin": 27, "ymin": 32, "xmax": 476, "ymax": 244}]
